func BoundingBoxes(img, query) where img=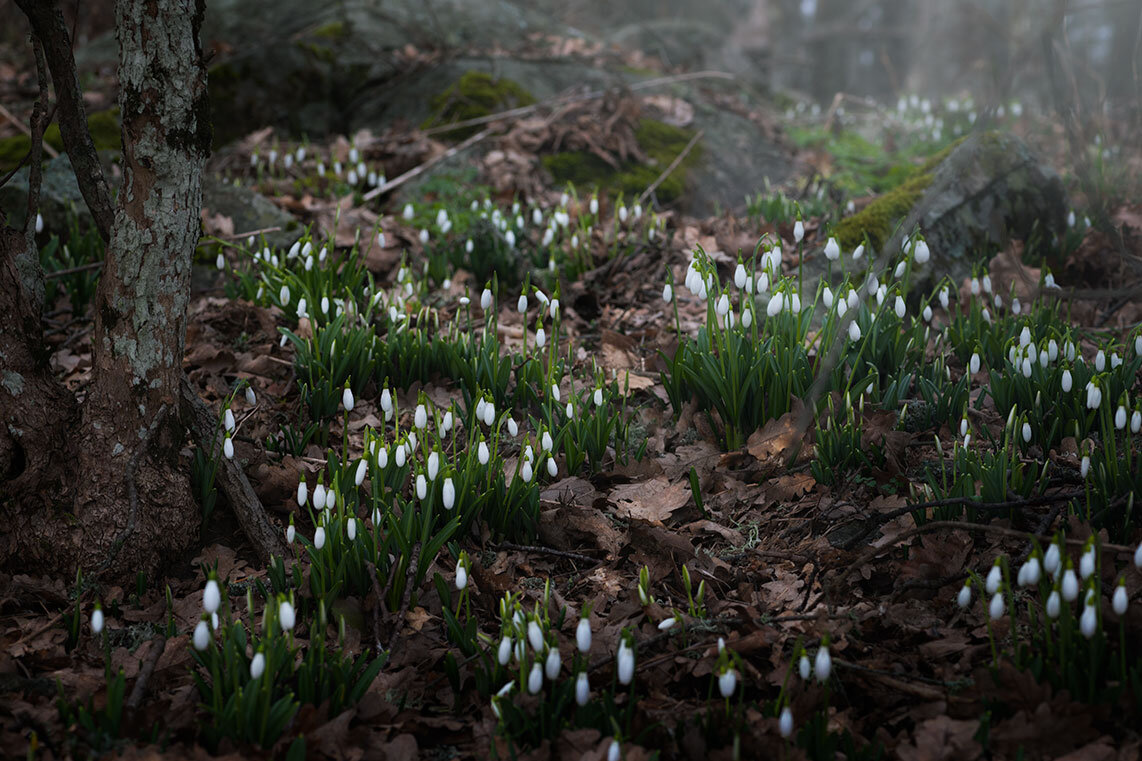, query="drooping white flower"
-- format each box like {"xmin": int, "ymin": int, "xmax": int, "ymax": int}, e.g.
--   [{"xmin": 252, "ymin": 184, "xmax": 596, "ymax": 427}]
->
[
  {"xmin": 416, "ymin": 474, "xmax": 427, "ymax": 500},
  {"xmin": 1046, "ymin": 589, "xmax": 1062, "ymax": 619},
  {"xmin": 793, "ymin": 220, "xmax": 804, "ymax": 242},
  {"xmin": 477, "ymin": 441, "xmax": 490, "ymax": 465},
  {"xmin": 1095, "ymin": 349, "xmax": 1106, "ymax": 372},
  {"xmin": 576, "ymin": 616, "xmax": 592, "ymax": 653},
  {"xmin": 1113, "ymin": 582, "xmax": 1128, "ymax": 616},
  {"xmin": 203, "ymin": 579, "xmax": 221, "ymax": 614},
  {"xmin": 314, "ymin": 526, "xmax": 326, "ymax": 550},
  {"xmin": 498, "ymin": 636, "xmax": 512, "ymax": 665},
  {"xmin": 223, "ymin": 436, "xmax": 234, "ymax": 460},
  {"xmin": 779, "ymin": 706, "xmax": 794, "ymax": 738},
  {"xmin": 92, "ymin": 606, "xmax": 104, "ymax": 635},
  {"xmin": 986, "ymin": 562, "xmax": 1003, "ymax": 595},
  {"xmin": 342, "ymin": 386, "xmax": 355, "ymax": 412},
  {"xmin": 989, "ymin": 592, "xmax": 1004, "ymax": 620},
  {"xmin": 1132, "ymin": 410, "xmax": 1142, "ymax": 433},
  {"xmin": 442, "ymin": 478, "xmax": 456, "ymax": 509},
  {"xmin": 617, "ymin": 639, "xmax": 635, "ymax": 684},
  {"xmin": 894, "ymin": 295, "xmax": 906, "ymax": 319},
  {"xmin": 527, "ymin": 662, "xmax": 544, "ymax": 694},
  {"xmin": 545, "ymin": 647, "xmax": 562, "ymax": 680},
  {"xmin": 279, "ymin": 599, "xmax": 296, "ymax": 631},
  {"xmin": 799, "ymin": 653, "xmax": 811, "ymax": 680},
  {"xmin": 1062, "ymin": 369, "xmax": 1073, "ymax": 393},
  {"xmin": 852, "ymin": 243, "xmax": 865, "ymax": 261},
  {"xmin": 346, "ymin": 518, "xmax": 357, "ymax": 541},
  {"xmin": 718, "ymin": 667, "xmax": 738, "ymax": 698},
  {"xmin": 481, "ymin": 288, "xmax": 493, "ymax": 311},
  {"xmin": 280, "ymin": 285, "xmax": 291, "ymax": 306},
  {"xmin": 824, "ymin": 237, "xmax": 840, "ymax": 261},
  {"xmin": 1116, "ymin": 405, "xmax": 1127, "ymax": 430},
  {"xmin": 575, "ymin": 671, "xmax": 590, "ymax": 705},
  {"xmin": 1021, "ymin": 422, "xmax": 1032, "ymax": 443},
  {"xmin": 1080, "ymin": 547, "xmax": 1095, "ymax": 579},
  {"xmin": 483, "ymin": 400, "xmax": 496, "ymax": 426},
  {"xmin": 286, "ymin": 523, "xmax": 295, "ymax": 543},
  {"xmin": 1062, "ymin": 568, "xmax": 1080, "ymax": 601},
  {"xmin": 355, "ymin": 459, "xmax": 368, "ymax": 486},
  {"xmin": 848, "ymin": 321, "xmax": 862, "ymax": 342},
  {"xmin": 193, "ymin": 619, "xmax": 211, "ymax": 651},
  {"xmin": 547, "ymin": 457, "xmax": 558, "ymax": 477},
  {"xmin": 1080, "ymin": 603, "xmax": 1097, "ymax": 639},
  {"xmin": 914, "ymin": 239, "xmax": 930, "ymax": 264},
  {"xmin": 957, "ymin": 582, "xmax": 972, "ymax": 608},
  {"xmin": 520, "ymin": 460, "xmax": 533, "ymax": 483},
  {"xmin": 657, "ymin": 617, "xmax": 676, "ymax": 631},
  {"xmin": 608, "ymin": 740, "xmax": 620, "ymax": 761},
  {"xmin": 814, "ymin": 645, "xmax": 831, "ymax": 682}
]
